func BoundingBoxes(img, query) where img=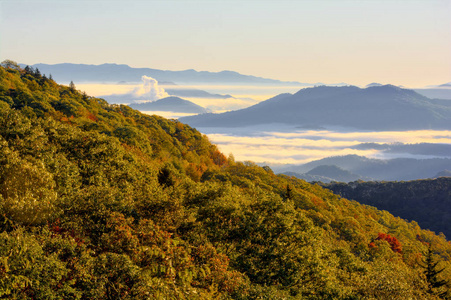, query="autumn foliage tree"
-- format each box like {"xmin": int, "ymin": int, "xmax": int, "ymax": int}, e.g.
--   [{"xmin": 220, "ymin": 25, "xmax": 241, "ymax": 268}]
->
[{"xmin": 369, "ymin": 232, "xmax": 403, "ymax": 254}]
